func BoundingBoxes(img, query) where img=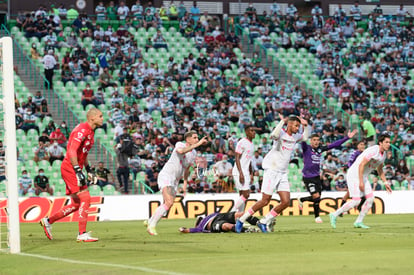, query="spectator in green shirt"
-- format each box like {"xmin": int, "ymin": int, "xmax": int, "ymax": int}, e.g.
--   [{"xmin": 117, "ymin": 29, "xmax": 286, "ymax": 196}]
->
[
  {"xmin": 360, "ymin": 114, "xmax": 376, "ymax": 146},
  {"xmin": 66, "ymin": 5, "xmax": 79, "ymax": 21},
  {"xmin": 107, "ymin": 1, "xmax": 118, "ymax": 20}
]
